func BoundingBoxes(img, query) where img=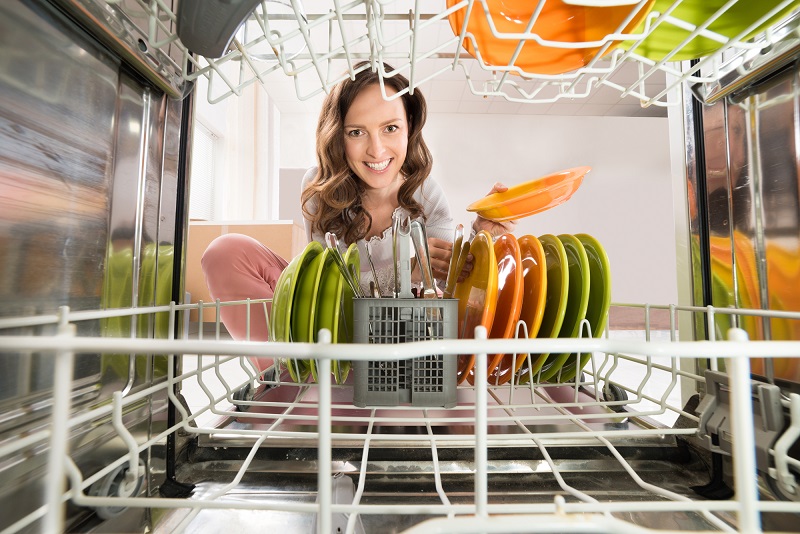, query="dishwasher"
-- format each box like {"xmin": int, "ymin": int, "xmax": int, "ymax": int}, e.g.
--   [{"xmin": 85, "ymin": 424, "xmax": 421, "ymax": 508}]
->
[{"xmin": 2, "ymin": 0, "xmax": 800, "ymax": 533}]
